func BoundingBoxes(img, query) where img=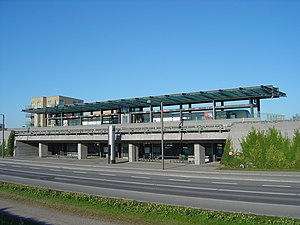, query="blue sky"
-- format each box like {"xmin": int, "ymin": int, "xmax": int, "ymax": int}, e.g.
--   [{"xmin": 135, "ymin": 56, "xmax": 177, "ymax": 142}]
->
[{"xmin": 0, "ymin": 0, "xmax": 299, "ymax": 128}]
